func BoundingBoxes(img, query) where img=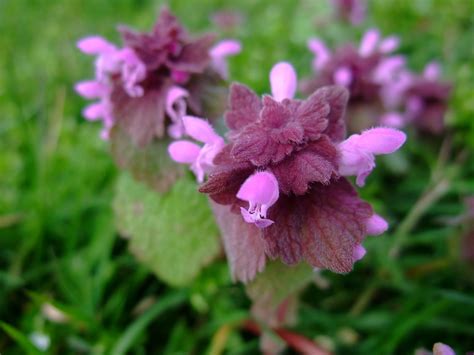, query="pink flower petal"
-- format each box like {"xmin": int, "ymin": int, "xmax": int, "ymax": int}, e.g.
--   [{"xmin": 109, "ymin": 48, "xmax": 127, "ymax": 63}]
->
[
  {"xmin": 379, "ymin": 112, "xmax": 406, "ymax": 128},
  {"xmin": 75, "ymin": 80, "xmax": 108, "ymax": 99},
  {"xmin": 423, "ymin": 62, "xmax": 441, "ymax": 81},
  {"xmin": 366, "ymin": 214, "xmax": 388, "ymax": 235},
  {"xmin": 77, "ymin": 36, "xmax": 116, "ymax": 55},
  {"xmin": 338, "ymin": 127, "xmax": 406, "ymax": 187},
  {"xmin": 433, "ymin": 342, "xmax": 455, "ymax": 355},
  {"xmin": 373, "ymin": 56, "xmax": 406, "ymax": 84},
  {"xmin": 353, "ymin": 245, "xmax": 366, "ymax": 261},
  {"xmin": 166, "ymin": 86, "xmax": 189, "ymax": 138},
  {"xmin": 333, "ymin": 67, "xmax": 352, "ymax": 87},
  {"xmin": 379, "ymin": 36, "xmax": 400, "ymax": 53},
  {"xmin": 307, "ymin": 38, "xmax": 331, "ymax": 70},
  {"xmin": 182, "ymin": 115, "xmax": 221, "ymax": 144},
  {"xmin": 82, "ymin": 102, "xmax": 104, "ymax": 121},
  {"xmin": 166, "ymin": 86, "xmax": 189, "ymax": 117},
  {"xmin": 239, "ymin": 208, "xmax": 275, "ymax": 229},
  {"xmin": 168, "ymin": 140, "xmax": 201, "ymax": 164},
  {"xmin": 270, "ymin": 62, "xmax": 297, "ymax": 101},
  {"xmin": 209, "ymin": 39, "xmax": 242, "ymax": 58},
  {"xmin": 357, "ymin": 127, "xmax": 407, "ymax": 154},
  {"xmin": 359, "ymin": 29, "xmax": 380, "ymax": 57},
  {"xmin": 236, "ymin": 171, "xmax": 279, "ymax": 206},
  {"xmin": 209, "ymin": 40, "xmax": 242, "ymax": 79}
]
